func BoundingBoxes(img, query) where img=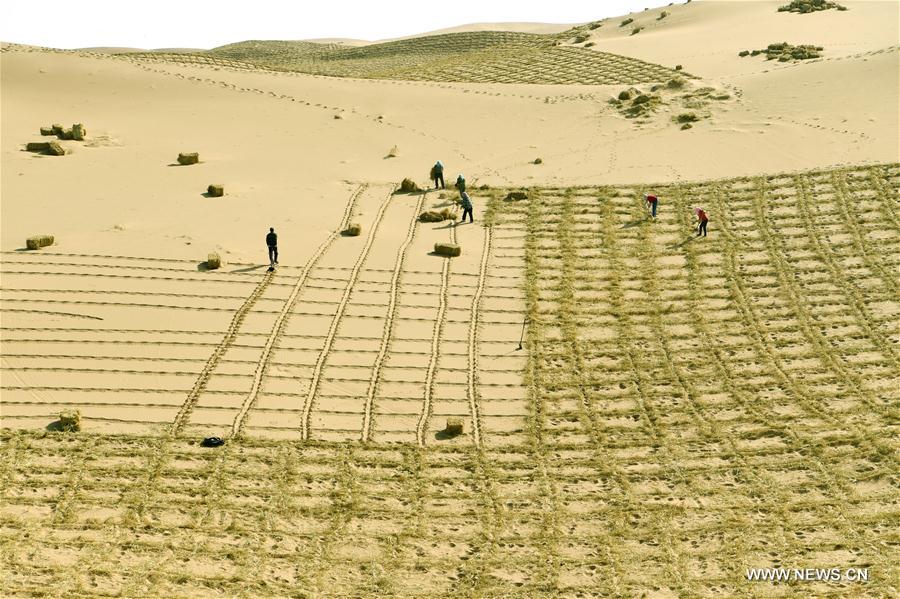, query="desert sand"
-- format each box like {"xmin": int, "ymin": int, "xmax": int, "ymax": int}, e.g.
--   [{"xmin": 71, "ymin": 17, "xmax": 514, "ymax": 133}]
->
[{"xmin": 1, "ymin": 0, "xmax": 898, "ymax": 597}]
